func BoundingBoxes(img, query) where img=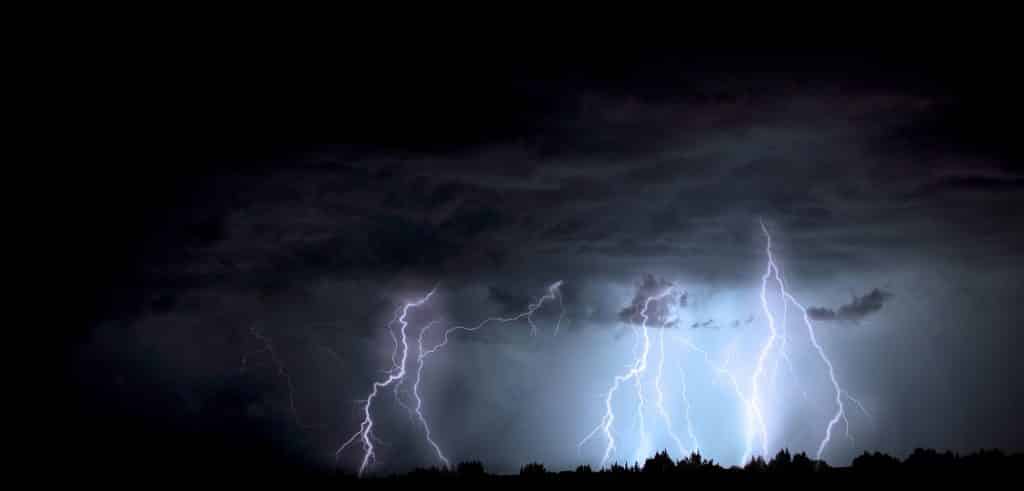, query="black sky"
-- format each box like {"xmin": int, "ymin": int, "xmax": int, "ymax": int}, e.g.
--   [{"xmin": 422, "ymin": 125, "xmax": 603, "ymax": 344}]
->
[{"xmin": 65, "ymin": 49, "xmax": 1023, "ymax": 477}]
